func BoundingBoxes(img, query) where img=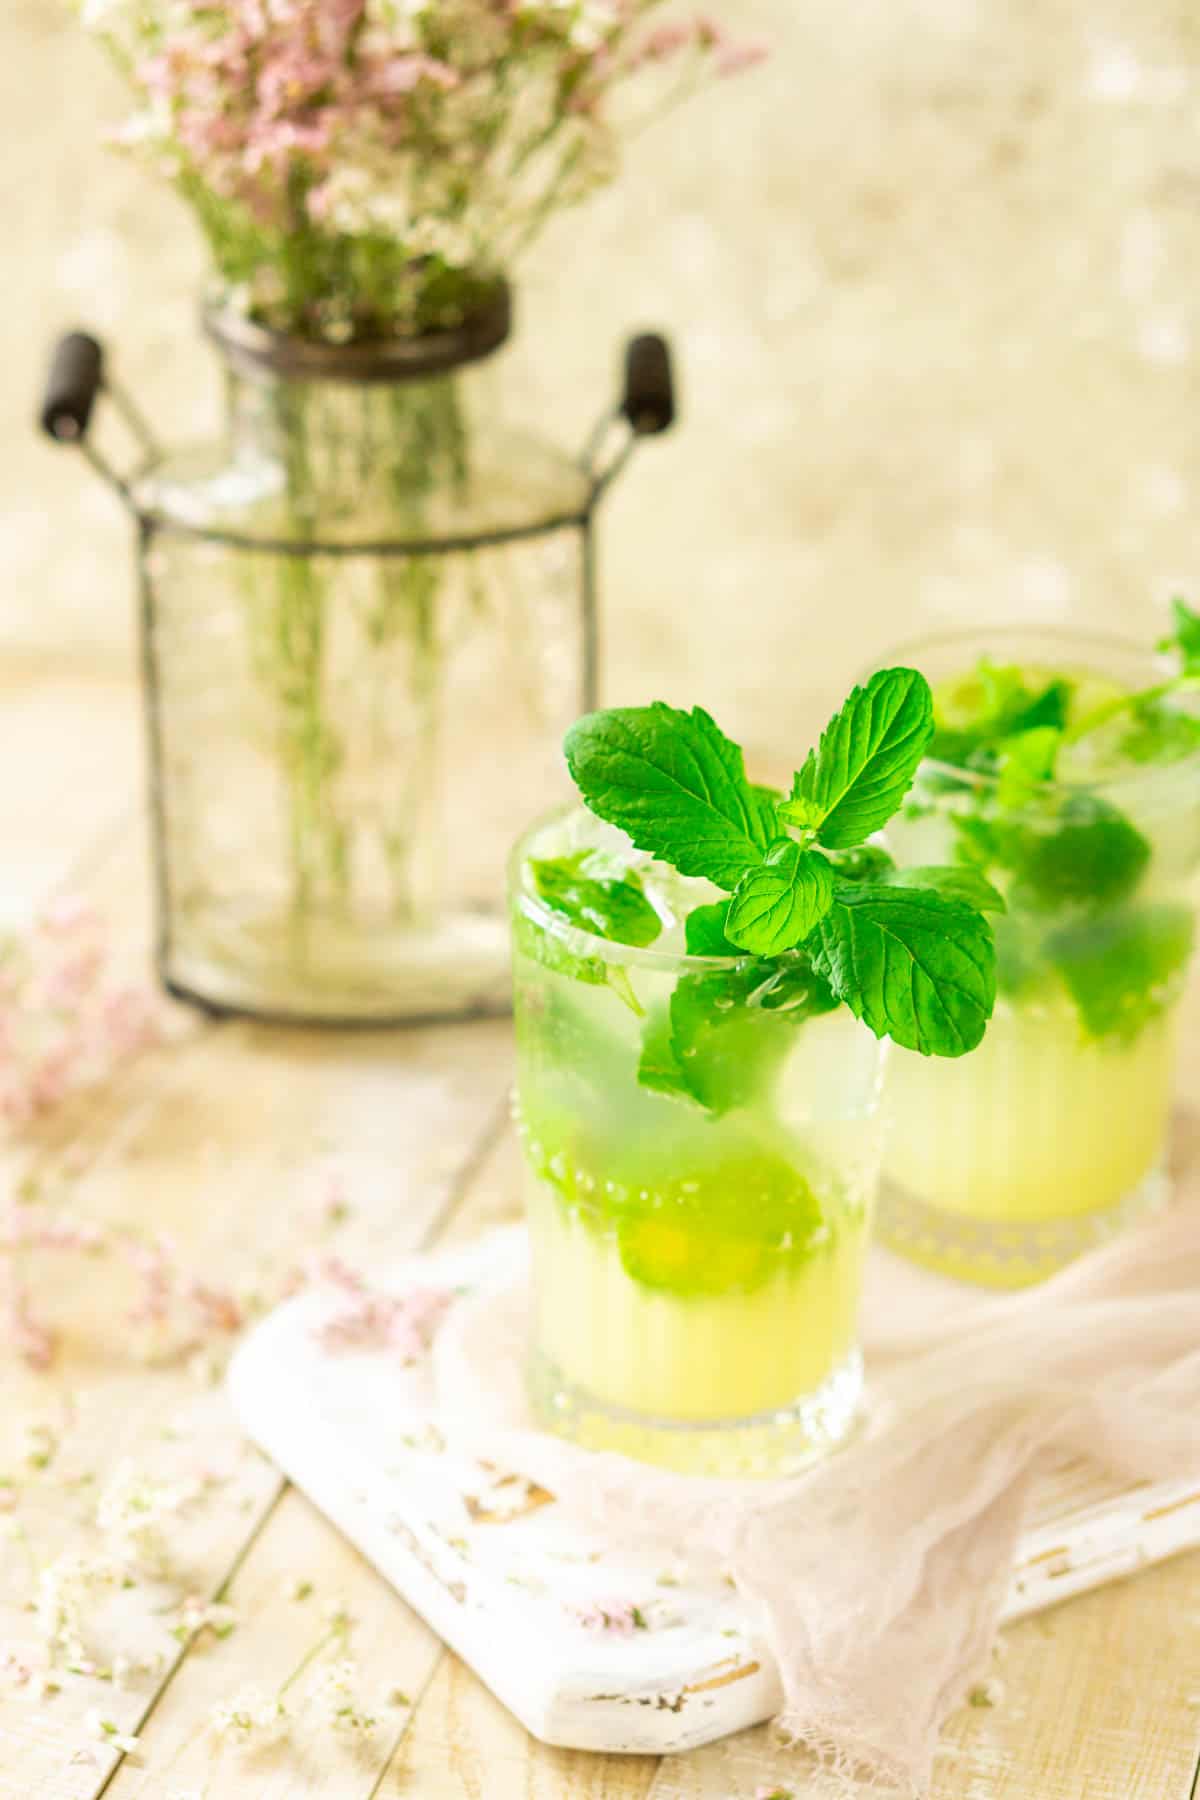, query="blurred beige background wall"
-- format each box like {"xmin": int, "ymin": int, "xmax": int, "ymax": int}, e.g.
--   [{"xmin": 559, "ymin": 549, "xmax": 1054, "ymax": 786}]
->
[{"xmin": 6, "ymin": 0, "xmax": 1199, "ymax": 764}]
